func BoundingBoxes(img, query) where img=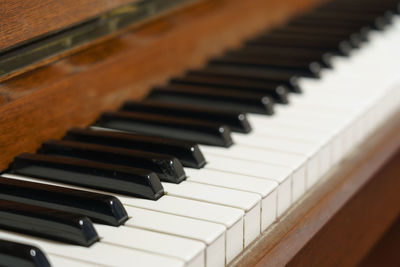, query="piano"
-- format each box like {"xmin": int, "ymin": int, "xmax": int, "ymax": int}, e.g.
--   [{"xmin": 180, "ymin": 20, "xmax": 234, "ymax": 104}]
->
[{"xmin": 1, "ymin": 0, "xmax": 400, "ymax": 266}]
